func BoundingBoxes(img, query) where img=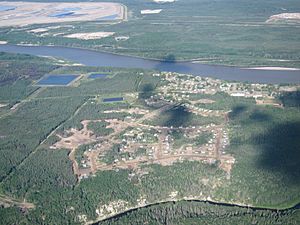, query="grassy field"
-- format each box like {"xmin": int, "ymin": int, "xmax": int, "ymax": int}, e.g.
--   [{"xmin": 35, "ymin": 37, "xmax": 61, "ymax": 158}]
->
[{"xmin": 1, "ymin": 0, "xmax": 300, "ymax": 67}]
